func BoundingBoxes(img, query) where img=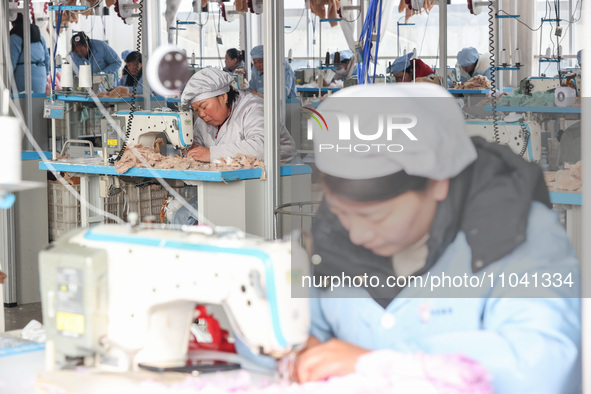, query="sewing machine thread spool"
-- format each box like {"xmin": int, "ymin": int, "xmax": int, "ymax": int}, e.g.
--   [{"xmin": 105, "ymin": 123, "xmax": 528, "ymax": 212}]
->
[
  {"xmin": 79, "ymin": 64, "xmax": 92, "ymax": 88},
  {"xmin": 514, "ymin": 48, "xmax": 521, "ymax": 66},
  {"xmin": 325, "ymin": 51, "xmax": 330, "ymax": 67},
  {"xmin": 61, "ymin": 63, "xmax": 73, "ymax": 88},
  {"xmin": 500, "ymin": 49, "xmax": 509, "ymax": 66},
  {"xmin": 0, "ymin": 116, "xmax": 21, "ymax": 185}
]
